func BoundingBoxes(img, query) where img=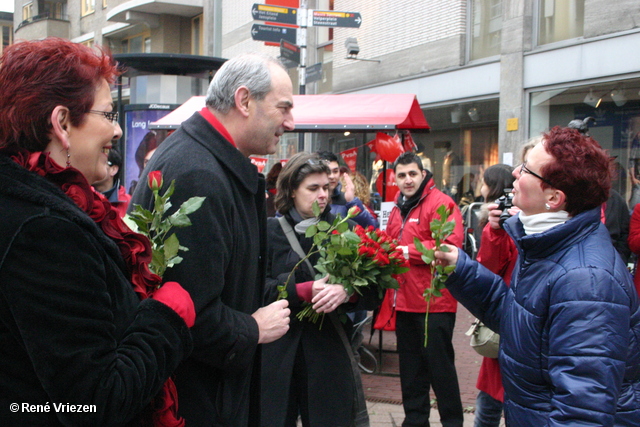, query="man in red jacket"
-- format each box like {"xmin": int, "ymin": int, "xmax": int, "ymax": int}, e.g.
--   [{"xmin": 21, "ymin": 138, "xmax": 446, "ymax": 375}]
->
[{"xmin": 386, "ymin": 152, "xmax": 464, "ymax": 427}]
